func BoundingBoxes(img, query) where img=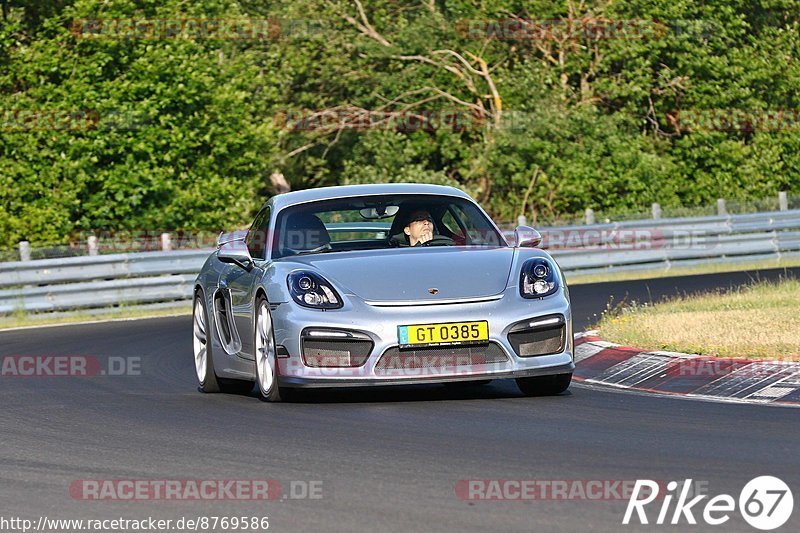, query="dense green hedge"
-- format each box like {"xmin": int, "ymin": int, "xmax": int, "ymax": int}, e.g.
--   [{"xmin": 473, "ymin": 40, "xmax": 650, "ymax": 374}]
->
[{"xmin": 1, "ymin": 0, "xmax": 799, "ymax": 246}]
